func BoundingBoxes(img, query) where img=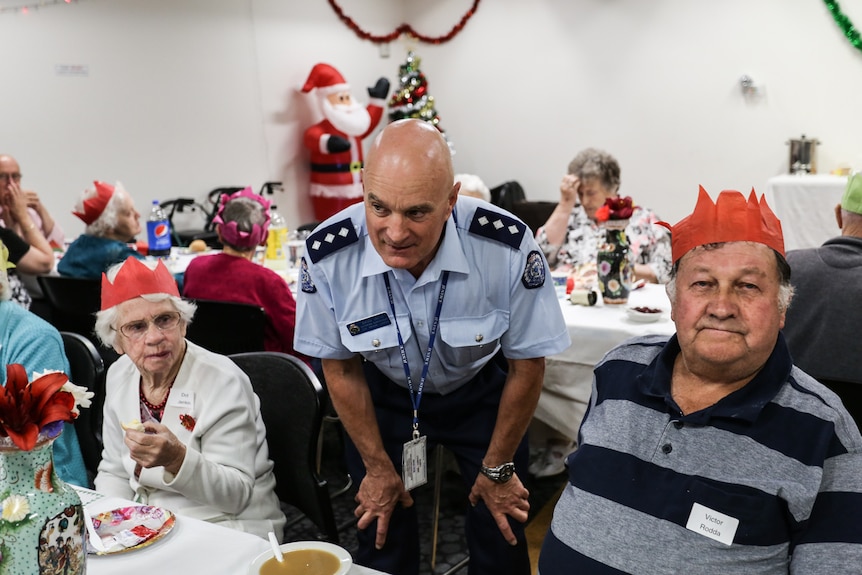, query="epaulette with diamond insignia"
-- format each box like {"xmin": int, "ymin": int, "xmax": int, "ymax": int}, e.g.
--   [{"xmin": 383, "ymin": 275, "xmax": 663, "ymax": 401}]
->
[
  {"xmin": 305, "ymin": 218, "xmax": 359, "ymax": 264},
  {"xmin": 468, "ymin": 206, "xmax": 526, "ymax": 249}
]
